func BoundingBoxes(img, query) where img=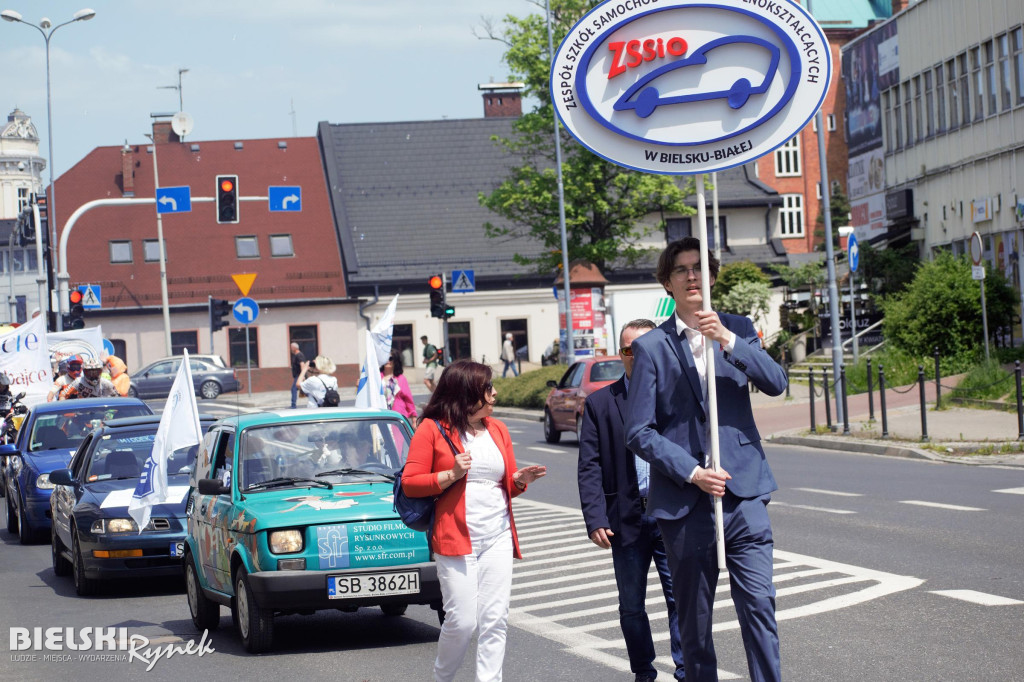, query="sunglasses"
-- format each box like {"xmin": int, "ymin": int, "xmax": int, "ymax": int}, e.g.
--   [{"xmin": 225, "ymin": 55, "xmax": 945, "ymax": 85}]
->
[{"xmin": 620, "ymin": 346, "xmax": 633, "ymax": 357}]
